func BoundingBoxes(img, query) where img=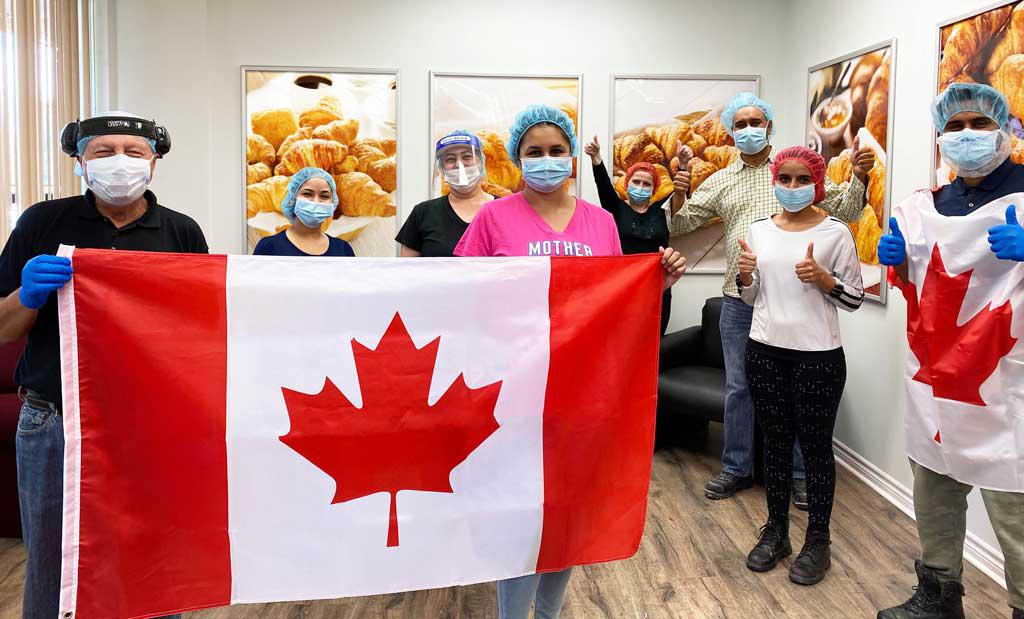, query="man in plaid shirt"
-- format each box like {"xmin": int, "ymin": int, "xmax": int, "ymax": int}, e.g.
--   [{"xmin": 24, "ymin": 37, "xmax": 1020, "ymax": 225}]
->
[{"xmin": 668, "ymin": 92, "xmax": 875, "ymax": 506}]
